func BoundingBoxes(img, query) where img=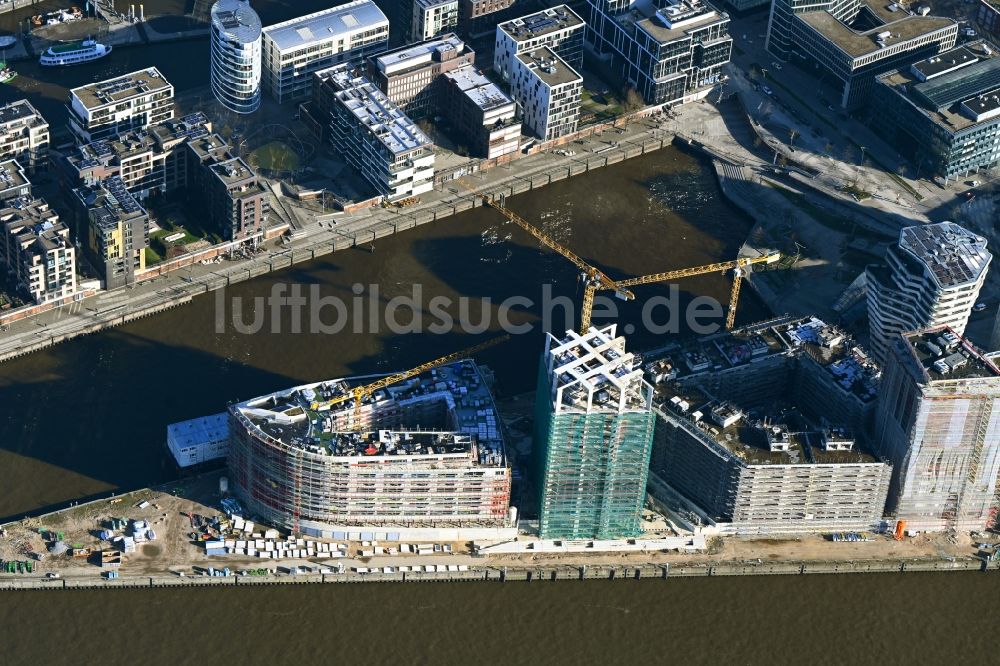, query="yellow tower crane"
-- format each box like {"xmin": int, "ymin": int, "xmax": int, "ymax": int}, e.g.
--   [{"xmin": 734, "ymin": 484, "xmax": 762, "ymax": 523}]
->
[{"xmin": 309, "ymin": 335, "xmax": 509, "ymax": 428}]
